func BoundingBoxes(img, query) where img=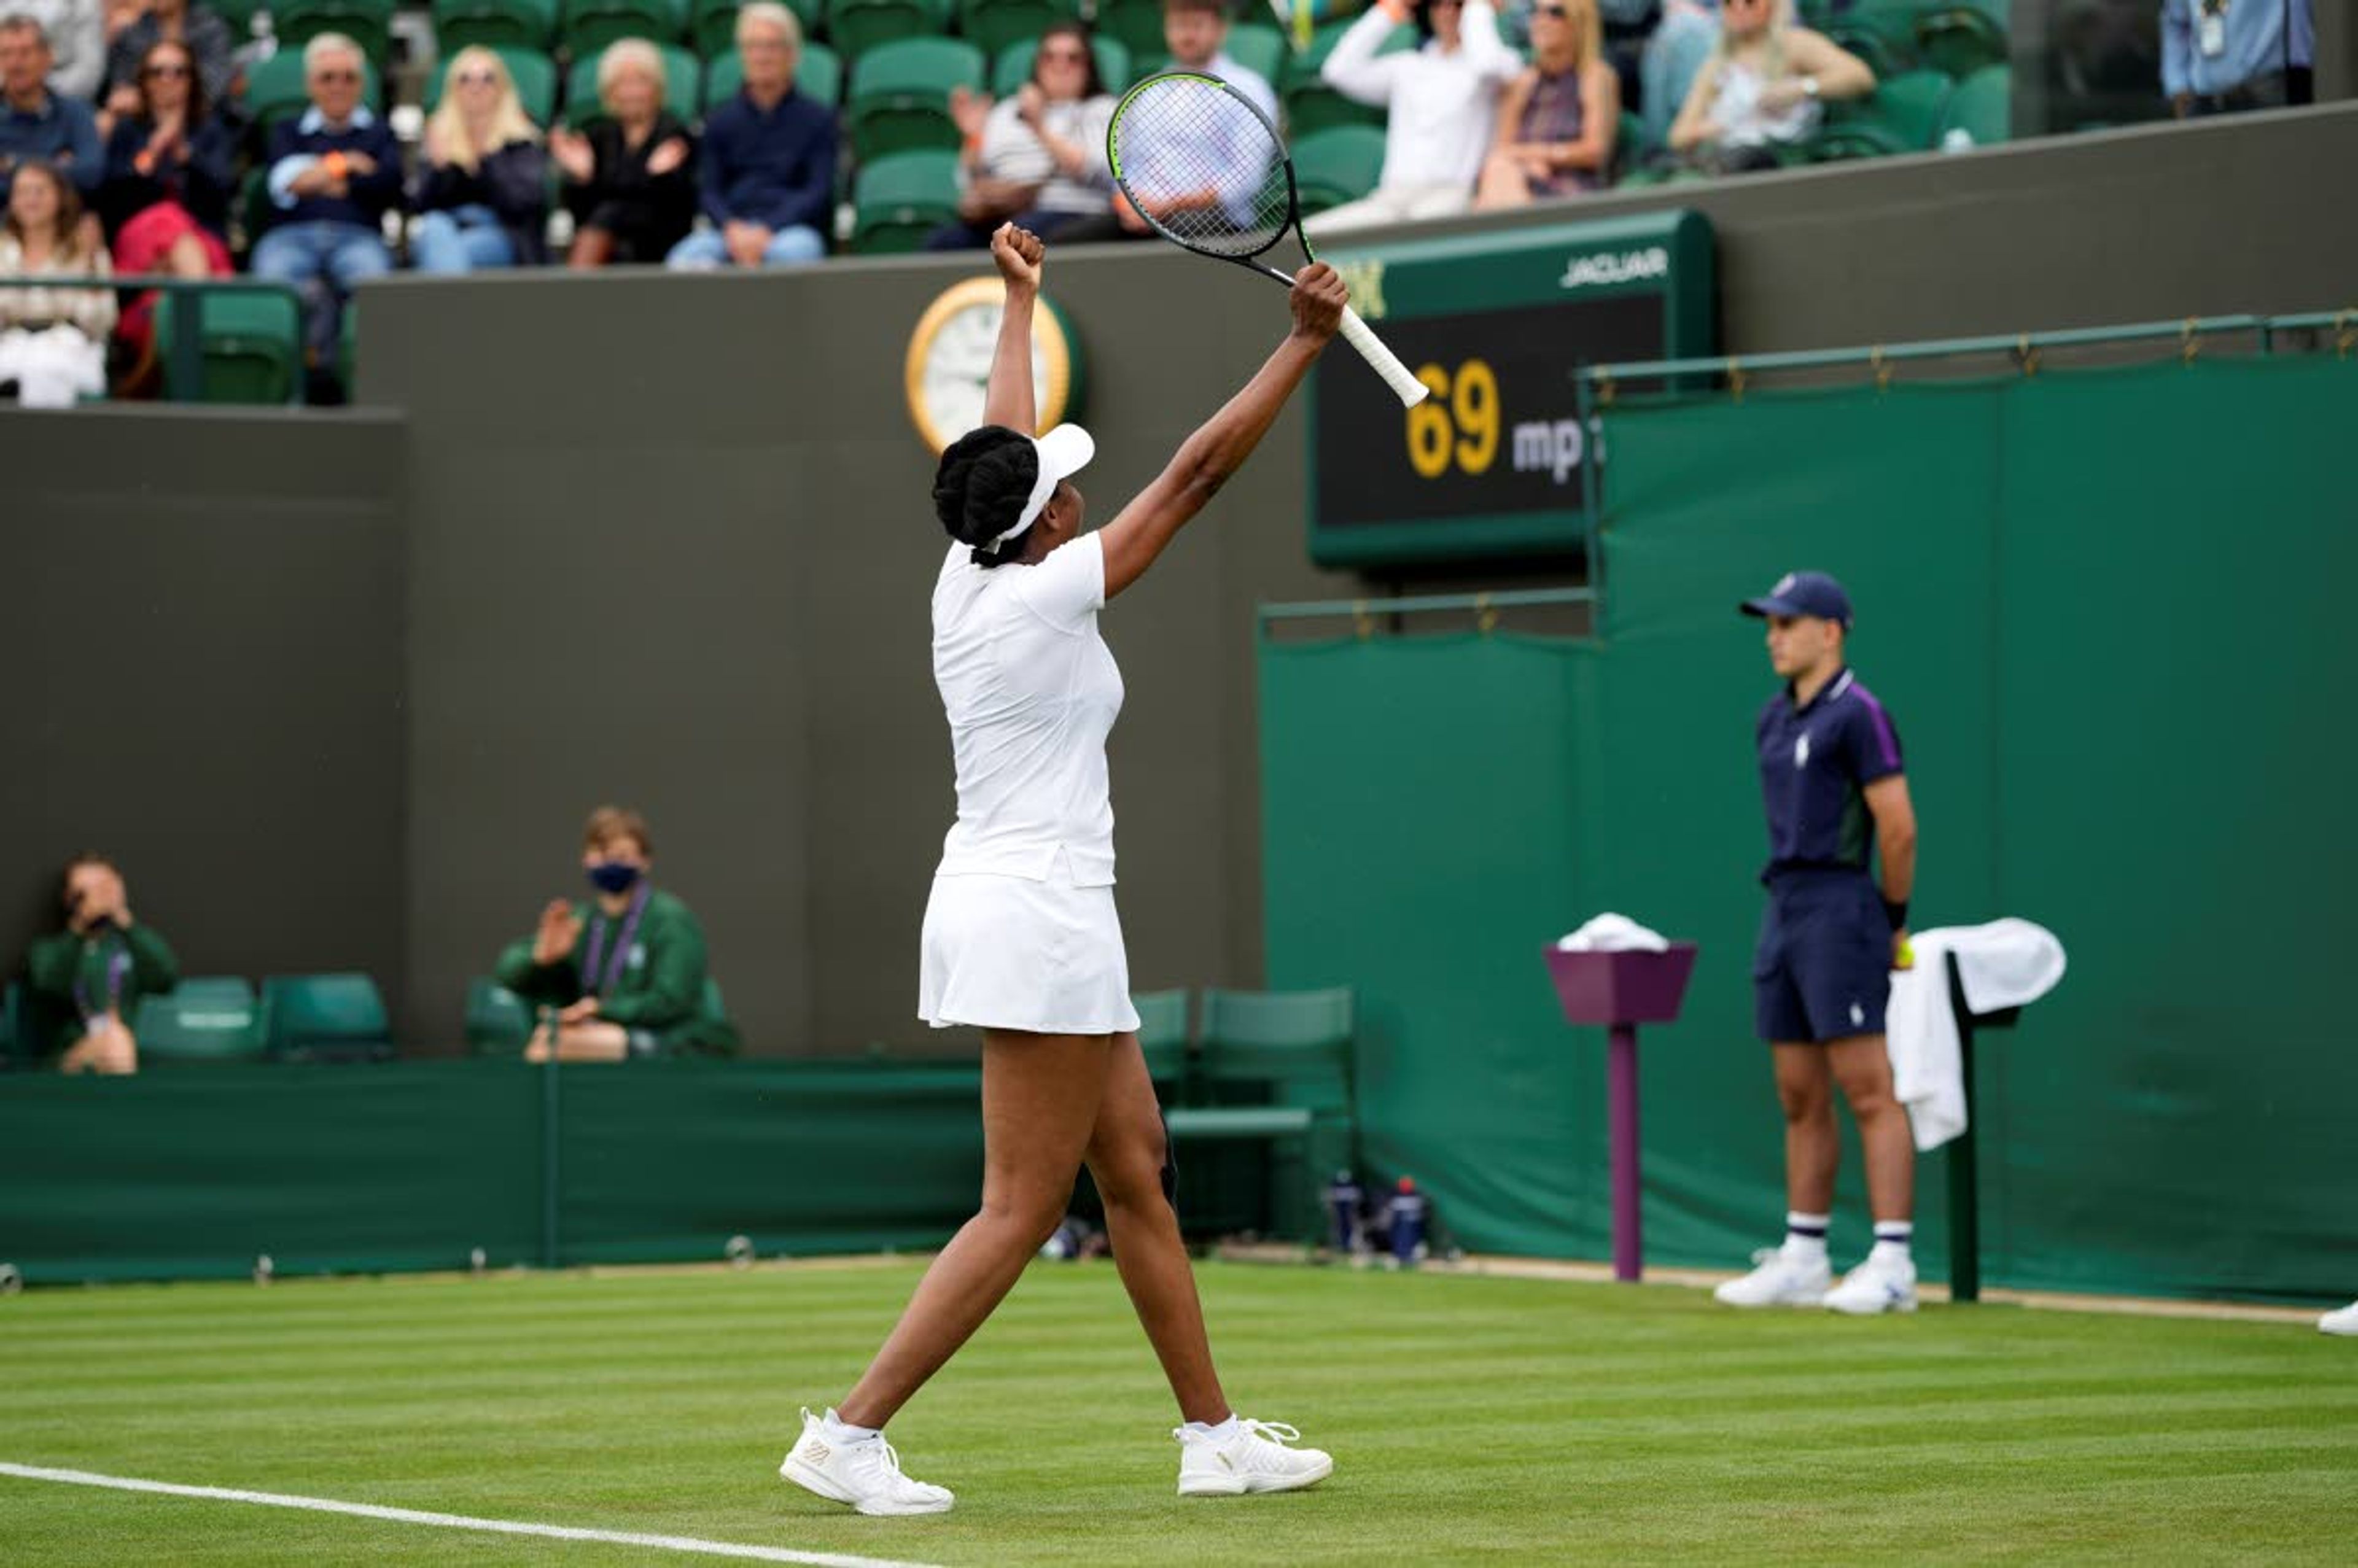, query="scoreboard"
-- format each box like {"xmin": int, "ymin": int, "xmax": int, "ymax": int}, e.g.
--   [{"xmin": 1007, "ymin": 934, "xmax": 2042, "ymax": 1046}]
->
[{"xmin": 1307, "ymin": 210, "xmax": 1715, "ymax": 569}]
